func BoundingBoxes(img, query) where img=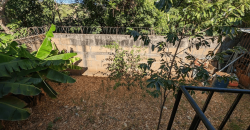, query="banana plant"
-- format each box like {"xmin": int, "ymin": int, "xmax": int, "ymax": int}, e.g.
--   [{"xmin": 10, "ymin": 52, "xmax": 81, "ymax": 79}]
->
[{"xmin": 0, "ymin": 24, "xmax": 81, "ymax": 121}]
